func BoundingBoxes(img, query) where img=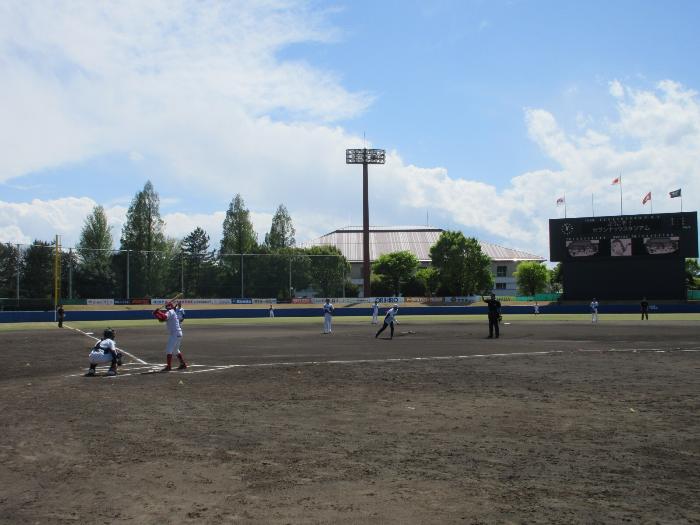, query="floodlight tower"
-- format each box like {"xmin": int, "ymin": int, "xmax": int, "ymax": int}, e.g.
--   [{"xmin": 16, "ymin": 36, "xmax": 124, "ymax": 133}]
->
[{"xmin": 346, "ymin": 147, "xmax": 385, "ymax": 297}]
